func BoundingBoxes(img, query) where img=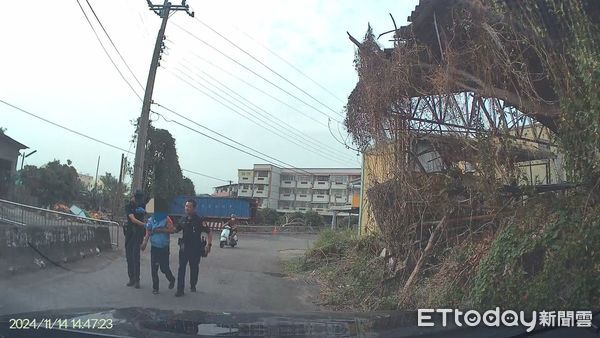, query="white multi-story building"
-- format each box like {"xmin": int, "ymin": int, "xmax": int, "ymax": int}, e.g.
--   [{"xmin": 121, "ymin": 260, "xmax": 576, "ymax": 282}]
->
[
  {"xmin": 212, "ymin": 183, "xmax": 239, "ymax": 197},
  {"xmin": 237, "ymin": 164, "xmax": 361, "ymax": 215}
]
